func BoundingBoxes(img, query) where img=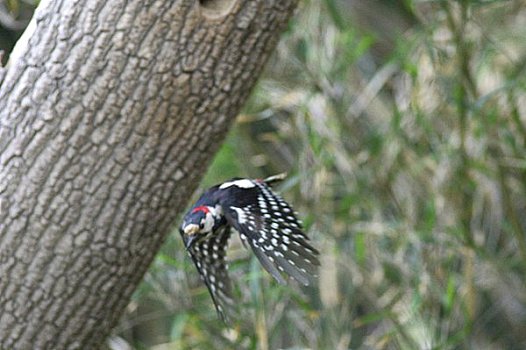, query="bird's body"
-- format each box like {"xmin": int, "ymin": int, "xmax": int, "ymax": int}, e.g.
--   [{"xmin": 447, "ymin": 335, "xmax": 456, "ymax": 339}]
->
[{"xmin": 180, "ymin": 175, "xmax": 319, "ymax": 321}]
